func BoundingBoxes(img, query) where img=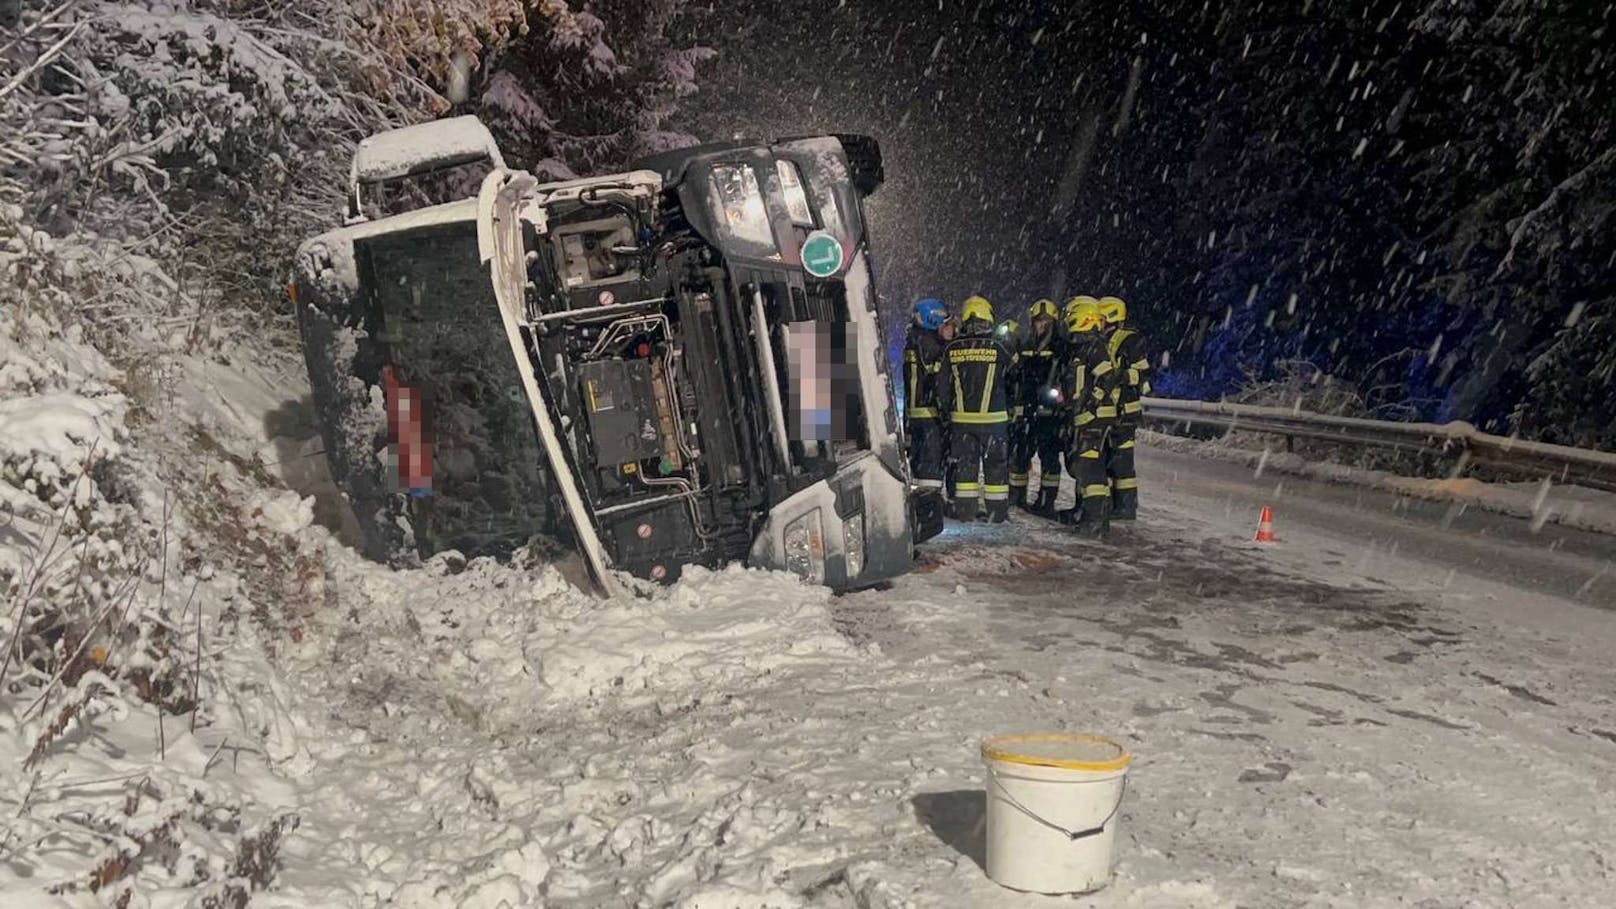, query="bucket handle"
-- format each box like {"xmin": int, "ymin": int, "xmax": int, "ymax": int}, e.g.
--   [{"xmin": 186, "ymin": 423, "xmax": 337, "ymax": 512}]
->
[{"xmin": 987, "ymin": 768, "xmax": 1128, "ymax": 842}]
